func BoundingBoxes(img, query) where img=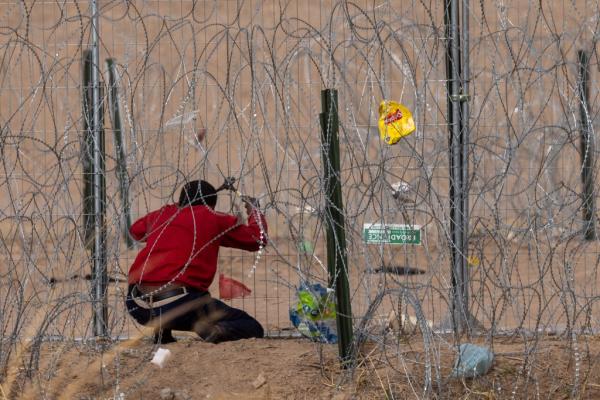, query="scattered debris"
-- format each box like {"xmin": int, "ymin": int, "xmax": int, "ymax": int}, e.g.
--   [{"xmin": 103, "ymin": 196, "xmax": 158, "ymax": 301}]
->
[
  {"xmin": 159, "ymin": 389, "xmax": 191, "ymax": 400},
  {"xmin": 151, "ymin": 348, "xmax": 172, "ymax": 368},
  {"xmin": 391, "ymin": 180, "xmax": 414, "ymax": 203},
  {"xmin": 451, "ymin": 343, "xmax": 494, "ymax": 378},
  {"xmin": 160, "ymin": 388, "xmax": 175, "ymax": 400},
  {"xmin": 386, "ymin": 310, "xmax": 433, "ymax": 333},
  {"xmin": 252, "ymin": 372, "xmax": 267, "ymax": 389},
  {"xmin": 165, "ymin": 110, "xmax": 198, "ymax": 127},
  {"xmin": 294, "ymin": 204, "xmax": 318, "ymax": 214},
  {"xmin": 175, "ymin": 390, "xmax": 192, "ymax": 400},
  {"xmin": 467, "ymin": 255, "xmax": 480, "ymax": 267},
  {"xmin": 289, "ymin": 283, "xmax": 338, "ymax": 344},
  {"xmin": 297, "ymin": 239, "xmax": 314, "ymax": 255},
  {"xmin": 372, "ymin": 265, "xmax": 425, "ymax": 275},
  {"xmin": 378, "ymin": 100, "xmax": 416, "ymax": 145}
]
